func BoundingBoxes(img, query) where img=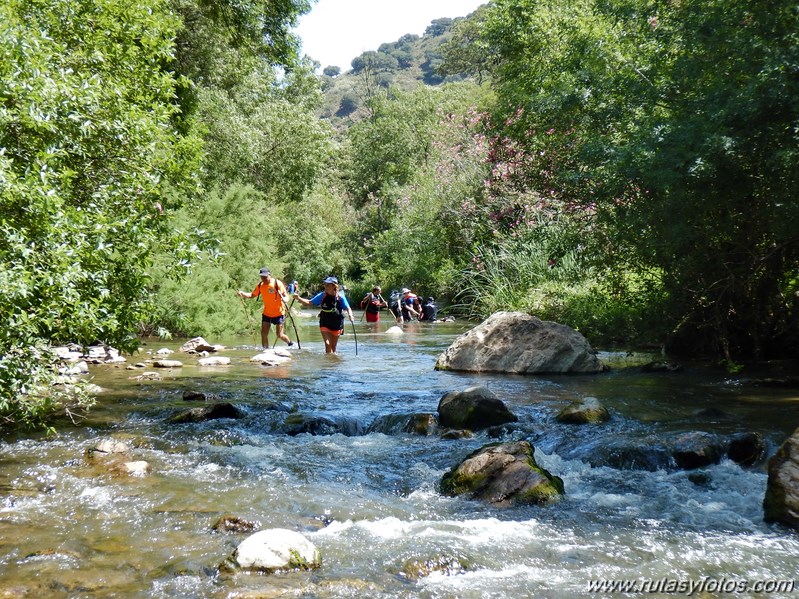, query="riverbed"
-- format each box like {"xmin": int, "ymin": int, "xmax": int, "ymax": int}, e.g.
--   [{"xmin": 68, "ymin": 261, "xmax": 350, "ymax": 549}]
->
[{"xmin": 1, "ymin": 315, "xmax": 798, "ymax": 598}]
